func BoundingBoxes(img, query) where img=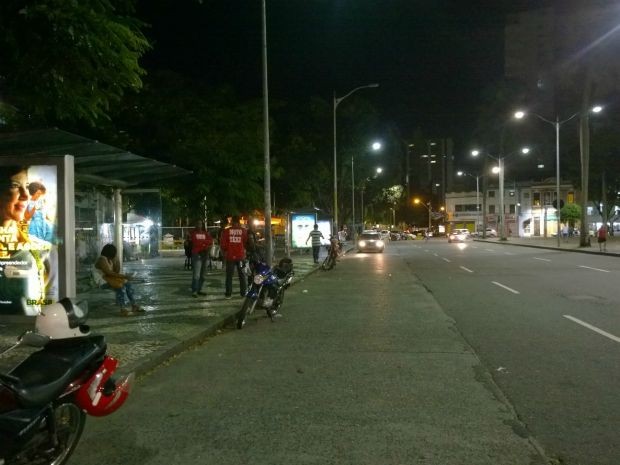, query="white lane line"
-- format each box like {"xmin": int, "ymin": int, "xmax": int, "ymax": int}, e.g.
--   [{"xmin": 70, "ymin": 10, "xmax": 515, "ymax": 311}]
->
[
  {"xmin": 504, "ymin": 252, "xmax": 515, "ymax": 255},
  {"xmin": 534, "ymin": 257, "xmax": 551, "ymax": 262},
  {"xmin": 442, "ymin": 257, "xmax": 451, "ymax": 262},
  {"xmin": 578, "ymin": 265, "xmax": 610, "ymax": 273},
  {"xmin": 460, "ymin": 266, "xmax": 474, "ymax": 273},
  {"xmin": 491, "ymin": 281, "xmax": 520, "ymax": 294},
  {"xmin": 485, "ymin": 249, "xmax": 495, "ymax": 252},
  {"xmin": 564, "ymin": 315, "xmax": 620, "ymax": 344}
]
